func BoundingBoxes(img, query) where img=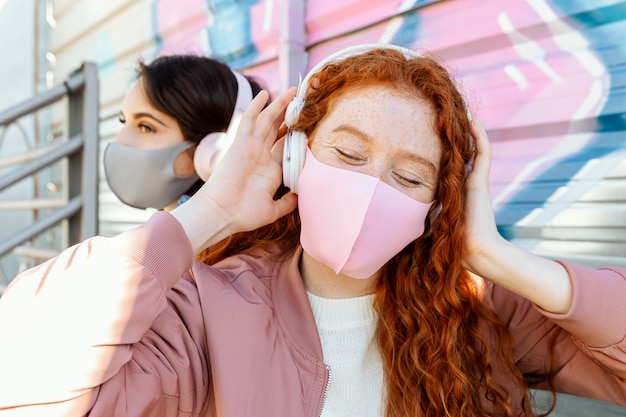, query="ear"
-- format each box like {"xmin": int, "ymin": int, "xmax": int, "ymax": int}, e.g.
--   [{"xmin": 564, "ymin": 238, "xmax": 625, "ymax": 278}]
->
[{"xmin": 193, "ymin": 132, "xmax": 228, "ymax": 181}]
